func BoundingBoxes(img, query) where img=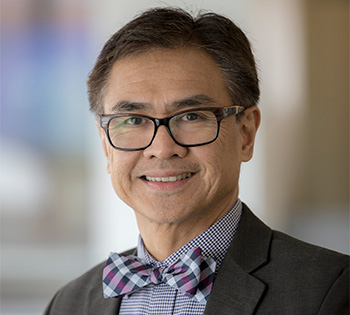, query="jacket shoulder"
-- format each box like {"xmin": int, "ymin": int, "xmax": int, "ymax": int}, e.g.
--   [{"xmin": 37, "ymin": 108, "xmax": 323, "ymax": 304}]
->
[
  {"xmin": 256, "ymin": 230, "xmax": 349, "ymax": 314},
  {"xmin": 45, "ymin": 248, "xmax": 136, "ymax": 314},
  {"xmin": 225, "ymin": 204, "xmax": 349, "ymax": 314},
  {"xmin": 61, "ymin": 260, "xmax": 106, "ymax": 292},
  {"xmin": 44, "ymin": 261, "xmax": 108, "ymax": 314},
  {"xmin": 270, "ymin": 230, "xmax": 349, "ymax": 268}
]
